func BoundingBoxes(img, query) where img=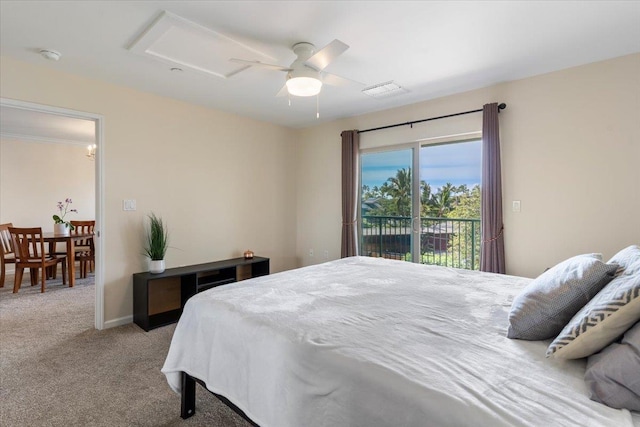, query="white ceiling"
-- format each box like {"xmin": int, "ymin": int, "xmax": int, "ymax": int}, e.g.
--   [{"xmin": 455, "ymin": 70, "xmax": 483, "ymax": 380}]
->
[{"xmin": 1, "ymin": 1, "xmax": 639, "ymax": 129}]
